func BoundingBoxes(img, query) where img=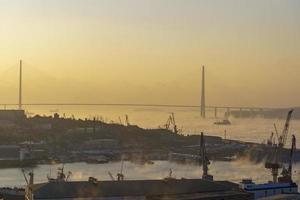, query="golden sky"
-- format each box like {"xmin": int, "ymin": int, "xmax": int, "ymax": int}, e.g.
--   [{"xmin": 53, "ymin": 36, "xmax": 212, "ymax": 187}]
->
[{"xmin": 0, "ymin": 0, "xmax": 299, "ymax": 107}]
